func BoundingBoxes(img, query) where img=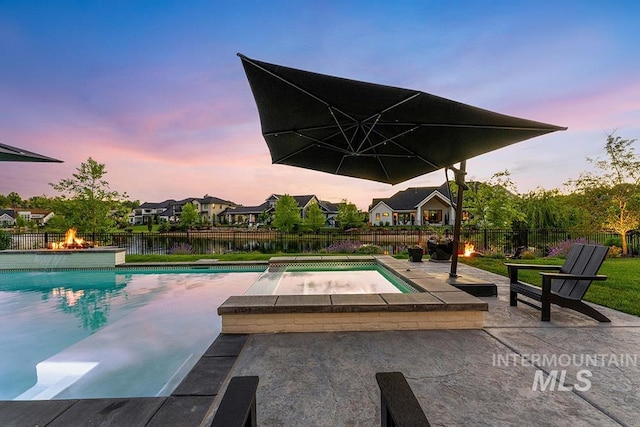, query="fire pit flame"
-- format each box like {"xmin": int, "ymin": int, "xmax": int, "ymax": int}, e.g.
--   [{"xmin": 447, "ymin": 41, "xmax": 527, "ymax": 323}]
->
[
  {"xmin": 49, "ymin": 228, "xmax": 95, "ymax": 249},
  {"xmin": 463, "ymin": 243, "xmax": 475, "ymax": 257}
]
